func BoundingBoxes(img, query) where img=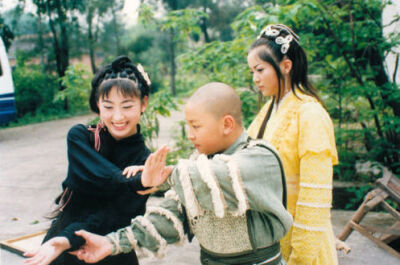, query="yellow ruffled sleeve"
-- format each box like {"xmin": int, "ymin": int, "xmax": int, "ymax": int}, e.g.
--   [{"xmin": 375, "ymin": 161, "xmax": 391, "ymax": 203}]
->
[{"xmin": 288, "ymin": 102, "xmax": 338, "ymax": 265}]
